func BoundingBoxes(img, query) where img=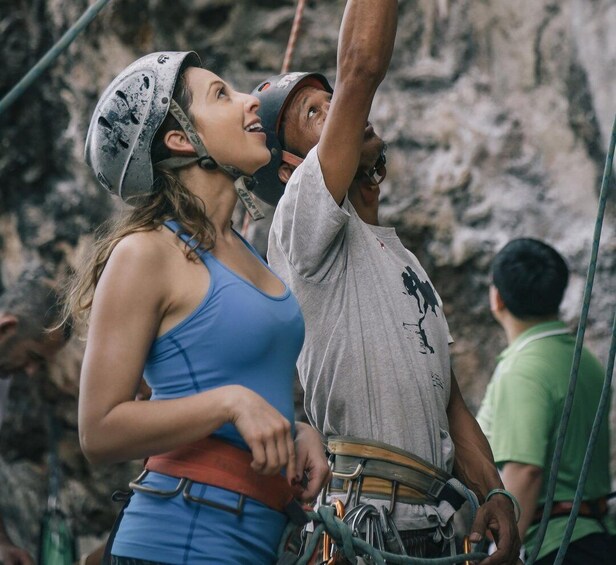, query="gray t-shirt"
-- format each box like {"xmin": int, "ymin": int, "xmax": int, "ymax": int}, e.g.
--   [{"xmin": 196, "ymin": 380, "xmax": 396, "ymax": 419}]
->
[{"xmin": 268, "ymin": 148, "xmax": 454, "ymax": 472}]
